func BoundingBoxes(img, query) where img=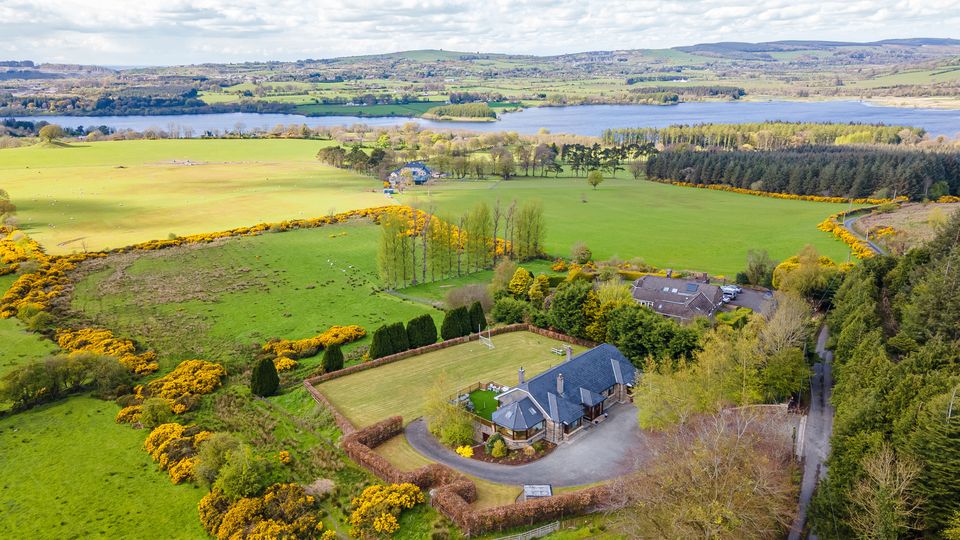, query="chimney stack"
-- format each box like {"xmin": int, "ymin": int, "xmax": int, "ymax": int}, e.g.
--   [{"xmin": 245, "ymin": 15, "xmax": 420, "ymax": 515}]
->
[
  {"xmin": 518, "ymin": 367, "xmax": 525, "ymax": 385},
  {"xmin": 565, "ymin": 345, "xmax": 573, "ymax": 362},
  {"xmin": 557, "ymin": 373, "xmax": 564, "ymax": 395}
]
